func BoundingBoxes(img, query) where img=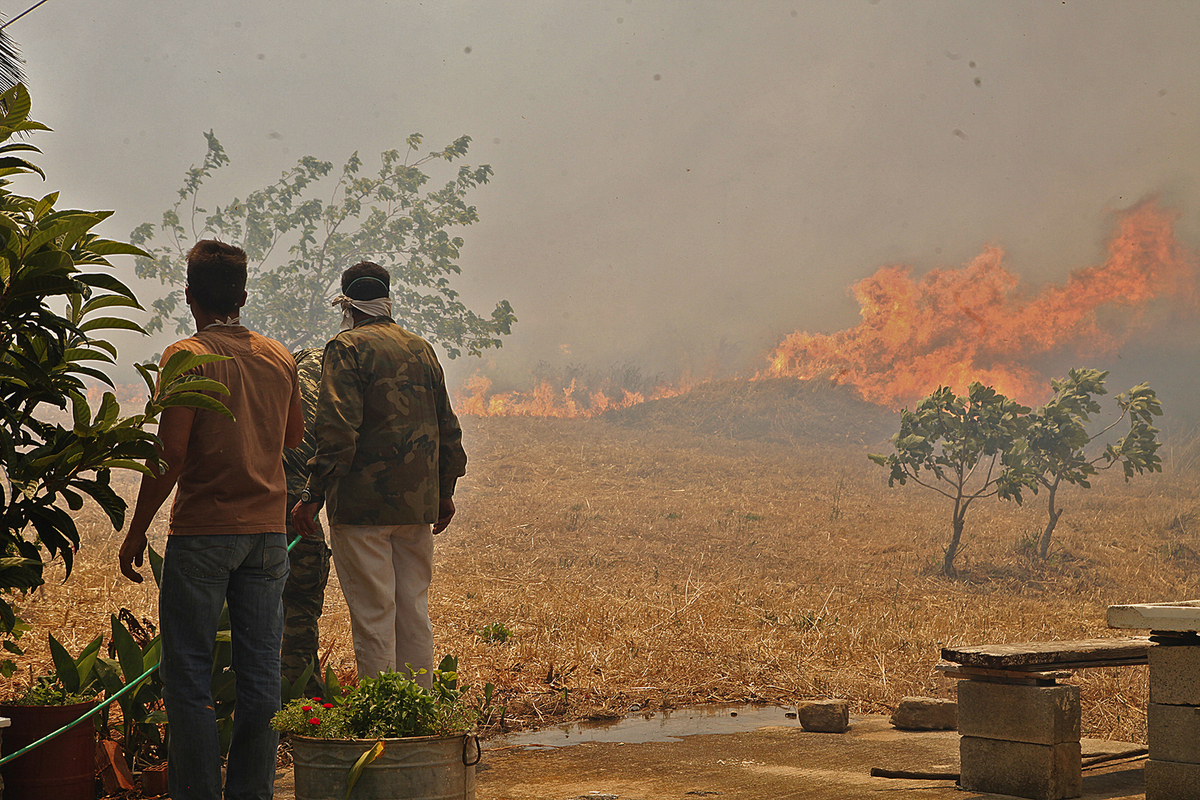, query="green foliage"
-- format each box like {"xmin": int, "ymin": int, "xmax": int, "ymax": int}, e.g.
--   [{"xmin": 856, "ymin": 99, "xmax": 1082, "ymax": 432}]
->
[
  {"xmin": 476, "ymin": 621, "xmax": 512, "ymax": 644},
  {"xmin": 871, "ymin": 370, "xmax": 1165, "ymax": 572},
  {"xmin": 11, "ymin": 674, "xmax": 97, "ymax": 706},
  {"xmin": 273, "ymin": 656, "xmax": 490, "ymax": 740},
  {"xmin": 282, "ymin": 658, "xmax": 319, "ymax": 705},
  {"xmin": 346, "ymin": 739, "xmax": 386, "ymax": 799},
  {"xmin": 93, "ymin": 610, "xmax": 166, "ymax": 764},
  {"xmin": 869, "ymin": 382, "xmax": 1036, "ymax": 576},
  {"xmin": 5, "ymin": 604, "xmax": 166, "ymax": 764},
  {"xmin": 346, "ymin": 670, "xmax": 441, "ymax": 739},
  {"xmin": 272, "ymin": 694, "xmax": 353, "ymax": 739},
  {"xmin": 9, "ymin": 631, "xmax": 103, "ymax": 706},
  {"xmin": 0, "ymin": 84, "xmax": 232, "ymax": 642},
  {"xmin": 132, "ymin": 131, "xmax": 516, "ymax": 355},
  {"xmin": 0, "ymin": 612, "xmax": 28, "ymax": 678},
  {"xmin": 1024, "ymin": 368, "xmax": 1162, "ymax": 559}
]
